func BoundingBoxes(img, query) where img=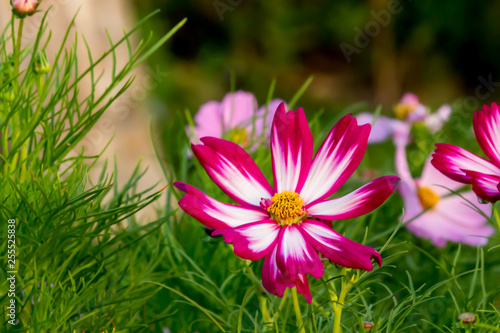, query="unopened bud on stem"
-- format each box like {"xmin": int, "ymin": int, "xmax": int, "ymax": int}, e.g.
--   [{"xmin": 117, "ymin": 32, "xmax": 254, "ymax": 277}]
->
[
  {"xmin": 12, "ymin": 0, "xmax": 39, "ymax": 17},
  {"xmin": 357, "ymin": 321, "xmax": 375, "ymax": 331},
  {"xmin": 34, "ymin": 51, "xmax": 50, "ymax": 74}
]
